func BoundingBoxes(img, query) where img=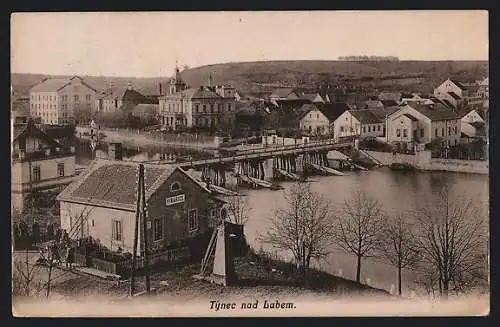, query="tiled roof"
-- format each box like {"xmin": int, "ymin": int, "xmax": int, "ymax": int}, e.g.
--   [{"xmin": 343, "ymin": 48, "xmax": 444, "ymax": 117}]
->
[
  {"xmin": 349, "ymin": 110, "xmax": 382, "ymax": 124},
  {"xmin": 13, "ymin": 120, "xmax": 61, "ymax": 148},
  {"xmin": 370, "ymin": 106, "xmax": 402, "ymax": 120},
  {"xmin": 30, "ymin": 76, "xmax": 97, "ymax": 93},
  {"xmin": 297, "ymin": 104, "xmax": 320, "ymax": 120},
  {"xmin": 316, "ymin": 102, "xmax": 350, "ymax": 121},
  {"xmin": 57, "ymin": 160, "xmax": 209, "ymax": 210},
  {"xmin": 441, "ymin": 99, "xmax": 455, "ymax": 109},
  {"xmin": 175, "ymin": 87, "xmax": 222, "ymax": 100},
  {"xmin": 409, "ymin": 103, "xmax": 459, "ymax": 121},
  {"xmin": 300, "ymin": 93, "xmax": 323, "ymax": 102}
]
